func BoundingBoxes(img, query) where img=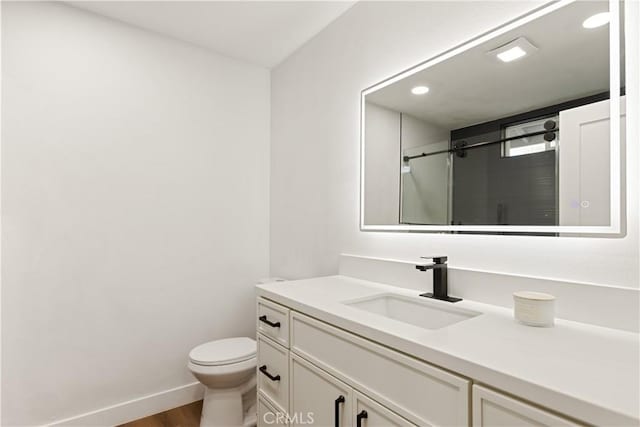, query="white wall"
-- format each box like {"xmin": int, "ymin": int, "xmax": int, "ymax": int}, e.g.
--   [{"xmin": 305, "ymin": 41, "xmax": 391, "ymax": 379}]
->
[
  {"xmin": 363, "ymin": 102, "xmax": 400, "ymax": 225},
  {"xmin": 400, "ymin": 114, "xmax": 448, "ymax": 151},
  {"xmin": 1, "ymin": 2, "xmax": 270, "ymax": 425},
  {"xmin": 270, "ymin": 1, "xmax": 639, "ymax": 288},
  {"xmin": 401, "ymin": 142, "xmax": 450, "ymax": 225},
  {"xmin": 400, "ymin": 114, "xmax": 449, "ymax": 225}
]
